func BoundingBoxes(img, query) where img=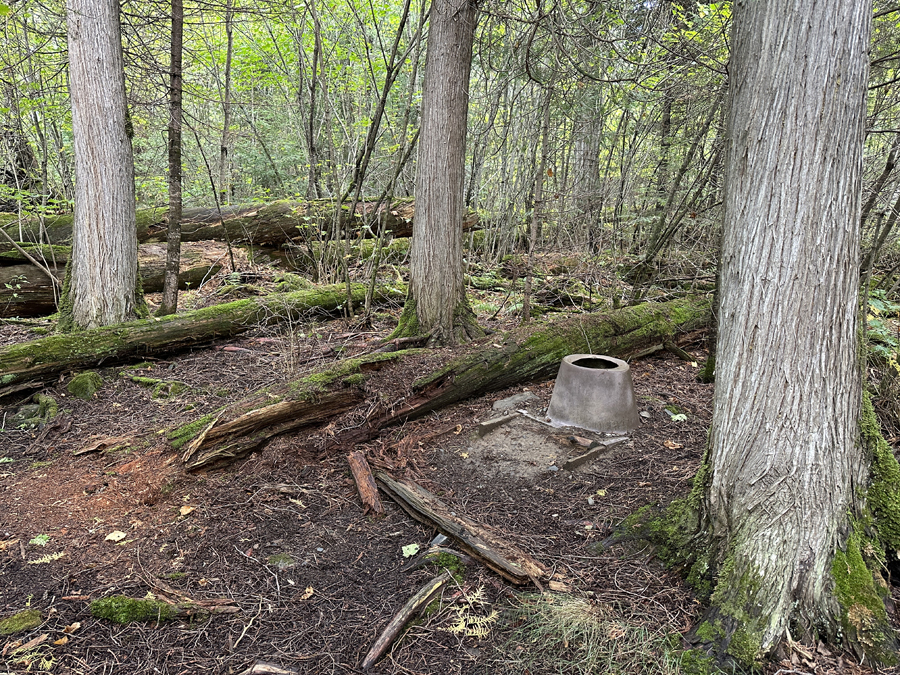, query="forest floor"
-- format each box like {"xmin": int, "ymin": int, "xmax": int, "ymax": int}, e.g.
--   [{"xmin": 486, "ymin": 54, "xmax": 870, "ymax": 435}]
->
[{"xmin": 0, "ymin": 261, "xmax": 897, "ymax": 675}]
